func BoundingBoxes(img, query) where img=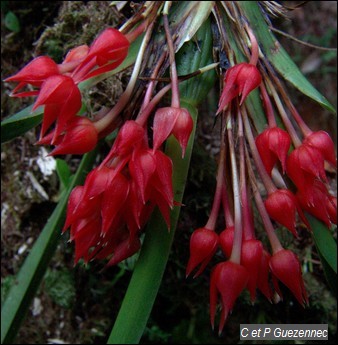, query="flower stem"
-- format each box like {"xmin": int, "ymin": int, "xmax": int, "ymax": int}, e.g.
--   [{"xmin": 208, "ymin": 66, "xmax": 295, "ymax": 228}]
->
[
  {"xmin": 246, "ymin": 25, "xmax": 259, "ymax": 66},
  {"xmin": 205, "ymin": 128, "xmax": 226, "ymax": 230},
  {"xmin": 227, "ymin": 112, "xmax": 242, "ymax": 264},
  {"xmin": 260, "ymin": 82, "xmax": 277, "ymax": 128},
  {"xmin": 163, "ymin": 8, "xmax": 180, "ymax": 108}
]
